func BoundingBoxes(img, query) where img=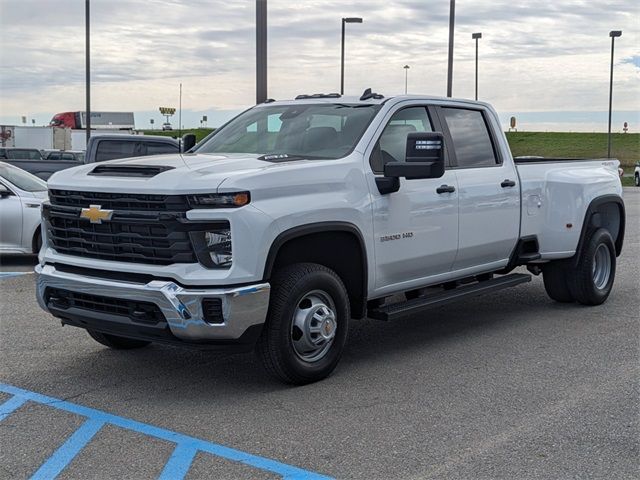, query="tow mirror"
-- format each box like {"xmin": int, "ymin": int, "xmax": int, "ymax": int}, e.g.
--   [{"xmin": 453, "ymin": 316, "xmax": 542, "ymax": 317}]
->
[
  {"xmin": 376, "ymin": 132, "xmax": 445, "ymax": 194},
  {"xmin": 182, "ymin": 133, "xmax": 197, "ymax": 153},
  {"xmin": 0, "ymin": 184, "xmax": 11, "ymax": 198},
  {"xmin": 384, "ymin": 132, "xmax": 445, "ymax": 180}
]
